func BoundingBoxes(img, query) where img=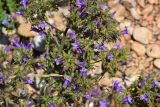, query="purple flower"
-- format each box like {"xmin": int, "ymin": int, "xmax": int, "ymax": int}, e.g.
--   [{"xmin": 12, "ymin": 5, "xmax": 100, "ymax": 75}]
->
[
  {"xmin": 78, "ymin": 61, "xmax": 86, "ymax": 67},
  {"xmin": 80, "ymin": 12, "xmax": 88, "ymax": 18},
  {"xmin": 20, "ymin": 89, "xmax": 26, "ymax": 95},
  {"xmin": 54, "ymin": 58, "xmax": 61, "ymax": 65},
  {"xmin": 72, "ymin": 40, "xmax": 82, "ymax": 53},
  {"xmin": 20, "ymin": 0, "xmax": 27, "ymax": 8},
  {"xmin": 80, "ymin": 68, "xmax": 88, "ymax": 77},
  {"xmin": 37, "ymin": 32, "xmax": 46, "ymax": 38},
  {"xmin": 16, "ymin": 10, "xmax": 24, "ymax": 15},
  {"xmin": 27, "ymin": 43, "xmax": 32, "ymax": 49},
  {"xmin": 25, "ymin": 78, "xmax": 34, "ymax": 84},
  {"xmin": 93, "ymin": 88, "xmax": 99, "ymax": 97},
  {"xmin": 0, "ymin": 73, "xmax": 3, "ymax": 78},
  {"xmin": 107, "ymin": 53, "xmax": 113, "ymax": 61},
  {"xmin": 31, "ymin": 26, "xmax": 39, "ymax": 32},
  {"xmin": 70, "ymin": 5, "xmax": 74, "ymax": 11},
  {"xmin": 11, "ymin": 40, "xmax": 20, "ymax": 47},
  {"xmin": 2, "ymin": 19, "xmax": 9, "ymax": 26},
  {"xmin": 5, "ymin": 47, "xmax": 10, "ymax": 53},
  {"xmin": 113, "ymin": 81, "xmax": 119, "ymax": 89},
  {"xmin": 21, "ymin": 43, "xmax": 26, "ymax": 49},
  {"xmin": 98, "ymin": 43, "xmax": 107, "ymax": 51},
  {"xmin": 48, "ymin": 102, "xmax": 55, "ymax": 107},
  {"xmin": 85, "ymin": 92, "xmax": 91, "ymax": 100},
  {"xmin": 123, "ymin": 94, "xmax": 132, "ymax": 104},
  {"xmin": 22, "ymin": 54, "xmax": 28, "ymax": 62},
  {"xmin": 63, "ymin": 77, "xmax": 71, "ymax": 86},
  {"xmin": 115, "ymin": 43, "xmax": 121, "ymax": 50},
  {"xmin": 139, "ymin": 80, "xmax": 145, "ymax": 87},
  {"xmin": 68, "ymin": 30, "xmax": 76, "ymax": 38},
  {"xmin": 152, "ymin": 80, "xmax": 160, "ymax": 88},
  {"xmin": 140, "ymin": 94, "xmax": 149, "ymax": 102},
  {"xmin": 122, "ymin": 62, "xmax": 129, "ymax": 66},
  {"xmin": 99, "ymin": 99, "xmax": 109, "ymax": 107},
  {"xmin": 117, "ymin": 86, "xmax": 123, "ymax": 93},
  {"xmin": 95, "ymin": 19, "xmax": 100, "ymax": 26},
  {"xmin": 100, "ymin": 2, "xmax": 107, "ymax": 10},
  {"xmin": 38, "ymin": 21, "xmax": 46, "ymax": 29},
  {"xmin": 76, "ymin": 0, "xmax": 86, "ymax": 10},
  {"xmin": 37, "ymin": 62, "xmax": 44, "ymax": 67},
  {"xmin": 121, "ymin": 29, "xmax": 128, "ymax": 35}
]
